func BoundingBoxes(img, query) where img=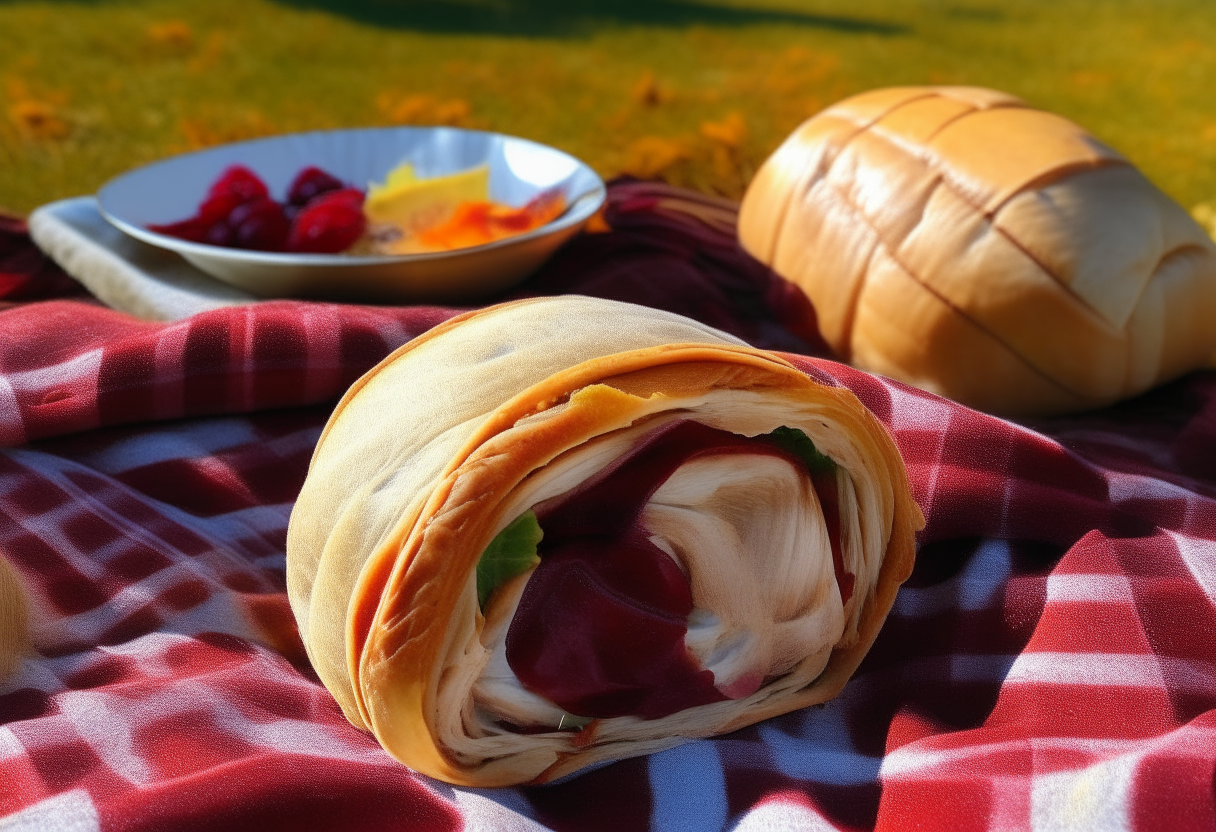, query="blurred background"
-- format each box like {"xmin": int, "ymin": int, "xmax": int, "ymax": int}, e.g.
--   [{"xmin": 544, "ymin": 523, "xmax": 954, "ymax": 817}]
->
[{"xmin": 3, "ymin": 0, "xmax": 1215, "ymax": 225}]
